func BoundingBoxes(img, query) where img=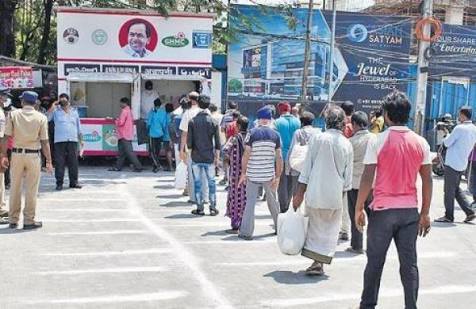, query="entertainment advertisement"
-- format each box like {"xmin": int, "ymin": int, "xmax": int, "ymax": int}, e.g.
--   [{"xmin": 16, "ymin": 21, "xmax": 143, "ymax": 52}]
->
[{"xmin": 227, "ymin": 5, "xmax": 412, "ymax": 114}]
